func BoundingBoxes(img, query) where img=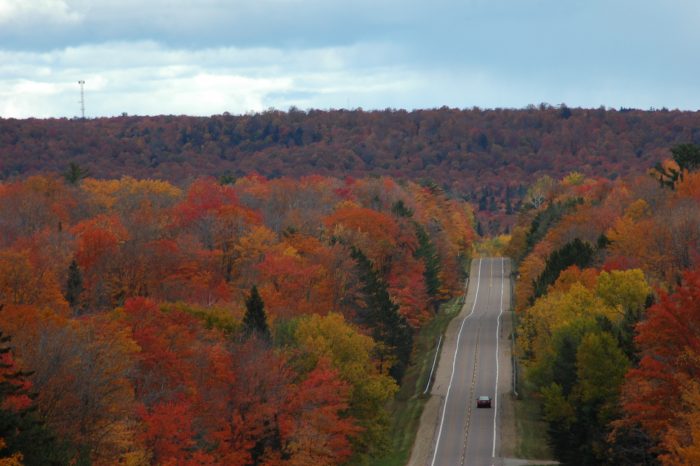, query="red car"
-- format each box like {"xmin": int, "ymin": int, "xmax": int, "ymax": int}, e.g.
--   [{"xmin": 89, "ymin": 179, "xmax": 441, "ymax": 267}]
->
[{"xmin": 477, "ymin": 396, "xmax": 492, "ymax": 408}]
